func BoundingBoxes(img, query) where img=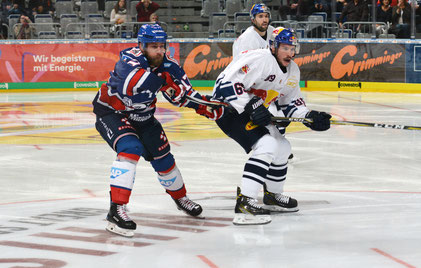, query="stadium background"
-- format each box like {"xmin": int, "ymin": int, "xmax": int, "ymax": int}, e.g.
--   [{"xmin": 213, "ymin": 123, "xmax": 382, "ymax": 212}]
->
[{"xmin": 1, "ymin": 38, "xmax": 421, "ymax": 93}]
